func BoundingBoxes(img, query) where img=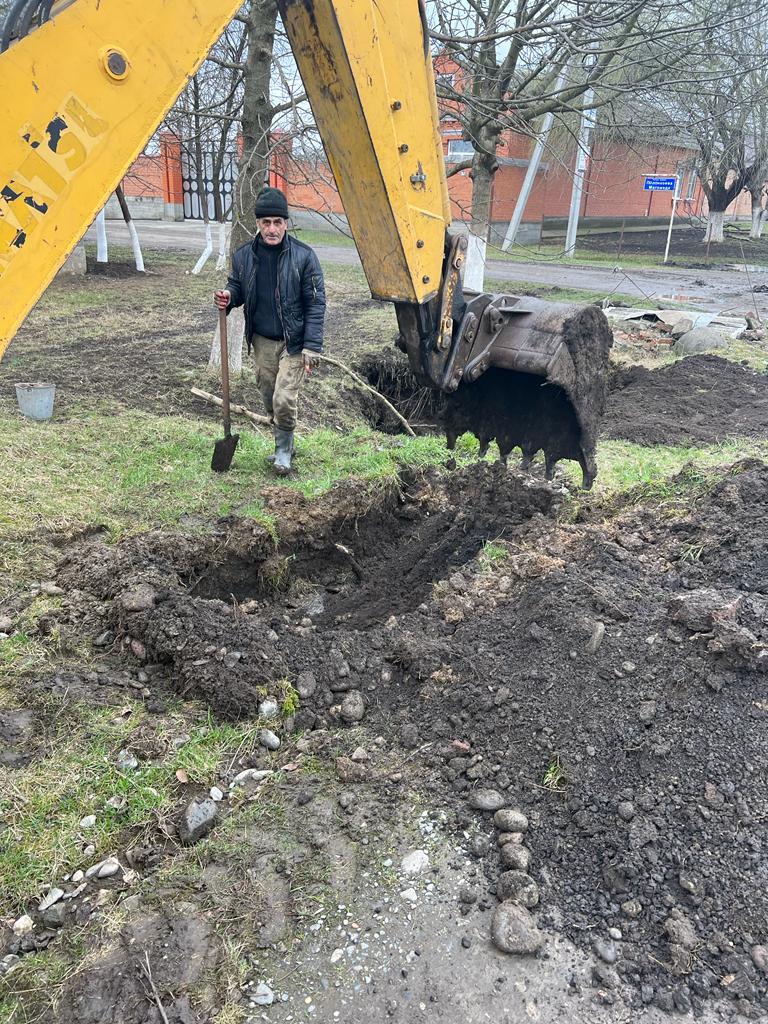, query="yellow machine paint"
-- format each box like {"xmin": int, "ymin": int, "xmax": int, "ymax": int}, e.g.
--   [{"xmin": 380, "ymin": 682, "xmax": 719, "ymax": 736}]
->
[
  {"xmin": 0, "ymin": 0, "xmax": 453, "ymax": 358},
  {"xmin": 0, "ymin": 0, "xmax": 243, "ymax": 358},
  {"xmin": 278, "ymin": 0, "xmax": 451, "ymax": 306}
]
